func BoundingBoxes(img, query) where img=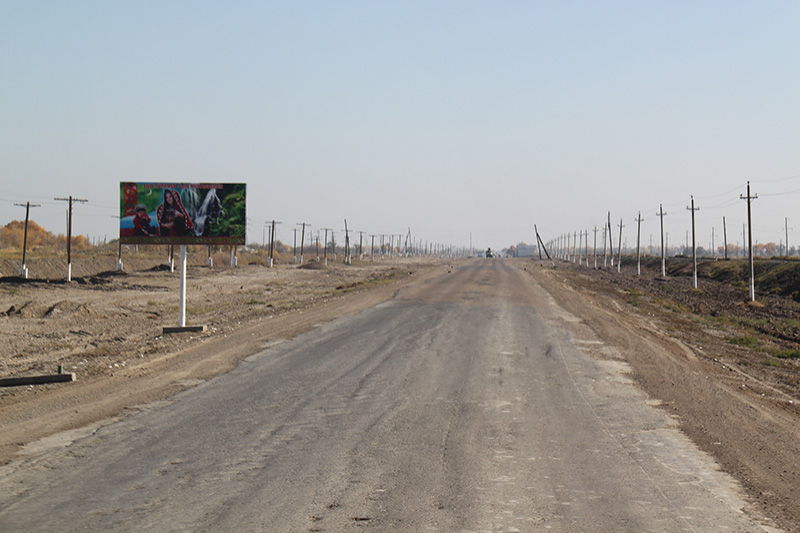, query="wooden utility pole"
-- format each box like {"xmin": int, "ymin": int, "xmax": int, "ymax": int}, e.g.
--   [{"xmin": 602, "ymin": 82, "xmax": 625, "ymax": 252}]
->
[
  {"xmin": 656, "ymin": 204, "xmax": 667, "ymax": 277},
  {"xmin": 534, "ymin": 225, "xmax": 555, "ymax": 267},
  {"xmin": 268, "ymin": 220, "xmax": 281, "ymax": 267},
  {"xmin": 607, "ymin": 212, "xmax": 614, "ymax": 267},
  {"xmin": 343, "ymin": 220, "xmax": 351, "ymax": 264},
  {"xmin": 297, "ymin": 222, "xmax": 309, "ymax": 264},
  {"xmin": 723, "ymin": 216, "xmax": 728, "ymax": 260},
  {"xmin": 14, "ymin": 201, "xmax": 41, "ymax": 278},
  {"xmin": 616, "ymin": 219, "xmax": 624, "ymax": 273},
  {"xmin": 742, "ymin": 224, "xmax": 746, "ymax": 259},
  {"xmin": 54, "ymin": 196, "xmax": 88, "ymax": 281},
  {"xmin": 635, "ymin": 212, "xmax": 644, "ymax": 275},
  {"xmin": 584, "ymin": 230, "xmax": 589, "ymax": 268},
  {"xmin": 741, "ymin": 182, "xmax": 758, "ymax": 301},
  {"xmin": 571, "ymin": 231, "xmax": 577, "ymax": 263},
  {"xmin": 535, "ymin": 227, "xmax": 544, "ymax": 265},
  {"xmin": 322, "ymin": 228, "xmax": 333, "ymax": 265},
  {"xmin": 786, "ymin": 217, "xmax": 790, "ymax": 257},
  {"xmin": 711, "ymin": 227, "xmax": 715, "ymax": 258},
  {"xmin": 593, "ymin": 226, "xmax": 598, "ymax": 268},
  {"xmin": 687, "ymin": 196, "xmax": 699, "ymax": 289}
]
